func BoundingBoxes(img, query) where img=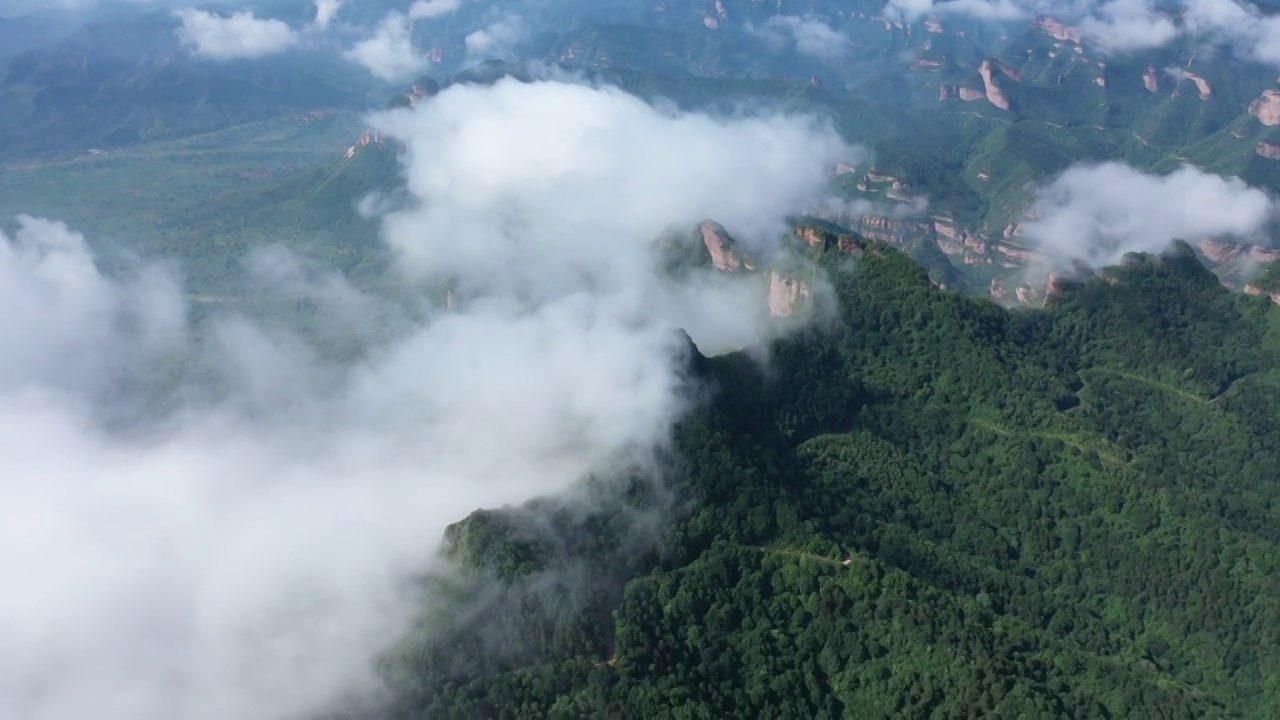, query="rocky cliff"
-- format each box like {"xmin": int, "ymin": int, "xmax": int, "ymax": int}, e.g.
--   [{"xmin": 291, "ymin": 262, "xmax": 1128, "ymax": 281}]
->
[
  {"xmin": 768, "ymin": 272, "xmax": 811, "ymax": 317},
  {"xmin": 699, "ymin": 220, "xmax": 756, "ymax": 273},
  {"xmin": 1249, "ymin": 89, "xmax": 1280, "ymax": 126},
  {"xmin": 1258, "ymin": 142, "xmax": 1280, "ymax": 160},
  {"xmin": 979, "ymin": 60, "xmax": 1011, "ymax": 111}
]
